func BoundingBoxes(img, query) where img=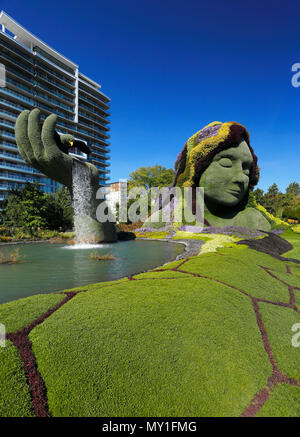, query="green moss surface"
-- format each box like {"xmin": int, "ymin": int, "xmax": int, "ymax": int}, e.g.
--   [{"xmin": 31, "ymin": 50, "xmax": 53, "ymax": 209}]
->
[
  {"xmin": 0, "ymin": 340, "xmax": 34, "ymax": 417},
  {"xmin": 0, "ymin": 233, "xmax": 299, "ymax": 417}
]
